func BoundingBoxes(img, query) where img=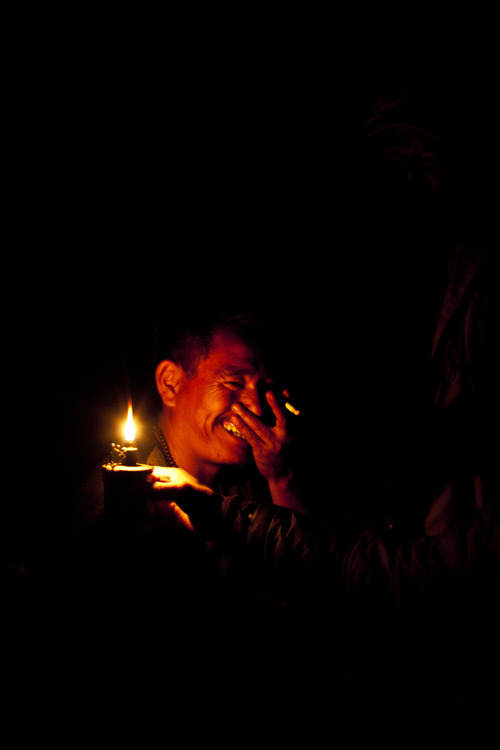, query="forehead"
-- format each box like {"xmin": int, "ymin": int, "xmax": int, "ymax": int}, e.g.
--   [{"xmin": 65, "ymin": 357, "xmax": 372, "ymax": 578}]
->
[{"xmin": 201, "ymin": 329, "xmax": 266, "ymax": 377}]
